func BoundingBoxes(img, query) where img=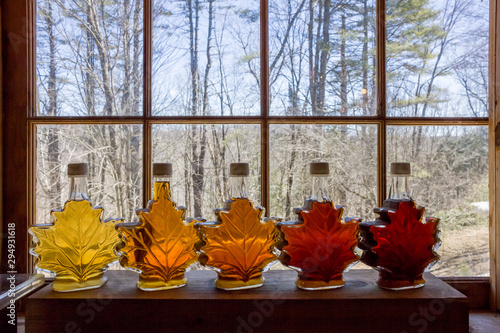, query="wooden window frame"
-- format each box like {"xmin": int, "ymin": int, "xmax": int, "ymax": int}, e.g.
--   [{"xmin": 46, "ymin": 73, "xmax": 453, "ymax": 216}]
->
[{"xmin": 1, "ymin": 0, "xmax": 498, "ymax": 310}]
